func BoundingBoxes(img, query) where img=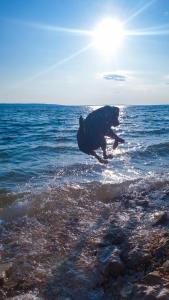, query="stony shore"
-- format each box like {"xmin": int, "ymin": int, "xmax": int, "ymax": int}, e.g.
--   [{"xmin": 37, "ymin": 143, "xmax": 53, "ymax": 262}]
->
[{"xmin": 1, "ymin": 180, "xmax": 169, "ymax": 299}]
